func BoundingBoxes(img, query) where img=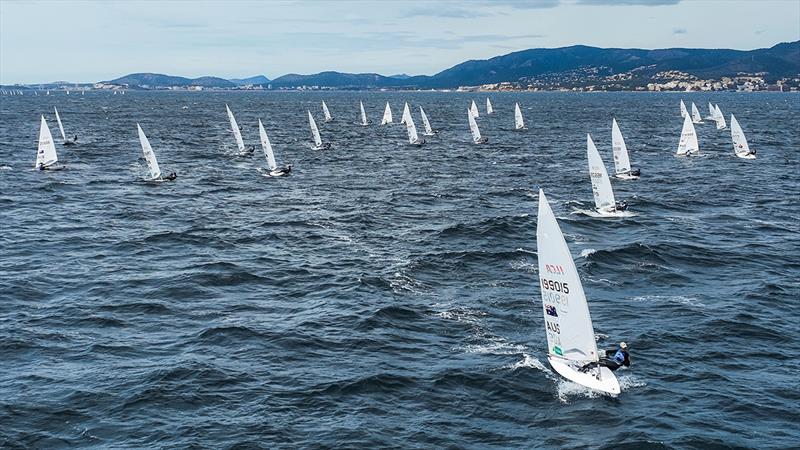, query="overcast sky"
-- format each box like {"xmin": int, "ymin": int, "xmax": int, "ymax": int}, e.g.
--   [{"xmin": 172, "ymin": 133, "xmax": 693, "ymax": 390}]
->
[{"xmin": 1, "ymin": 0, "xmax": 798, "ymax": 84}]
